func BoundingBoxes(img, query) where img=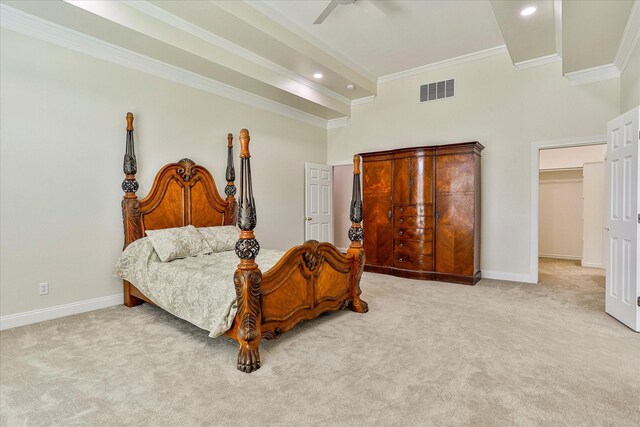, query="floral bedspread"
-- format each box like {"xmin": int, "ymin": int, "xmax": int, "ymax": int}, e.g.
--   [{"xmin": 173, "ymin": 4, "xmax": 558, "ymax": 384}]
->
[{"xmin": 113, "ymin": 238, "xmax": 284, "ymax": 337}]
